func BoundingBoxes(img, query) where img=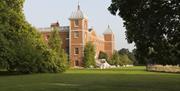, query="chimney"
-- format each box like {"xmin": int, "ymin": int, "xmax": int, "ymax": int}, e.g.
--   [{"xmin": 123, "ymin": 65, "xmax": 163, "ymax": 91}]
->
[{"xmin": 51, "ymin": 21, "xmax": 60, "ymax": 28}]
